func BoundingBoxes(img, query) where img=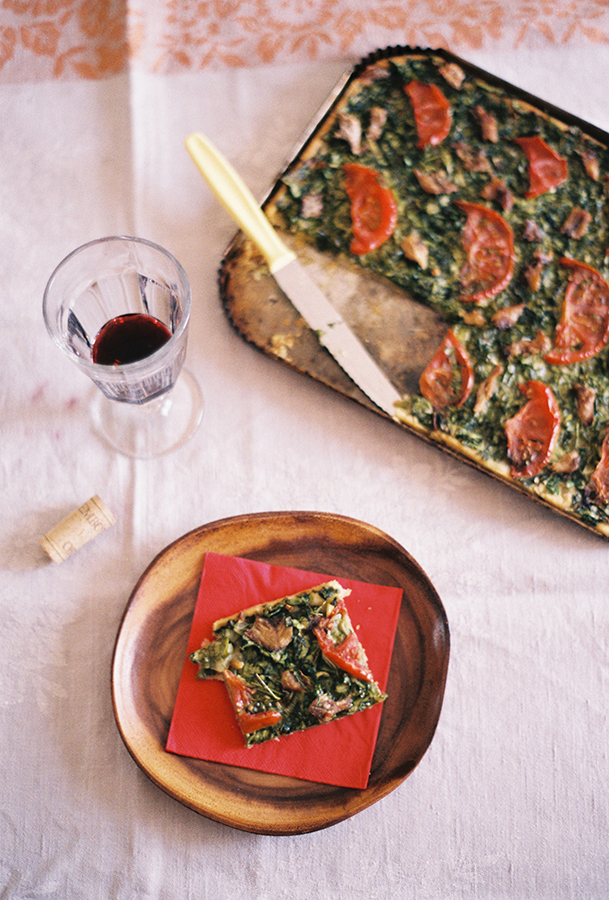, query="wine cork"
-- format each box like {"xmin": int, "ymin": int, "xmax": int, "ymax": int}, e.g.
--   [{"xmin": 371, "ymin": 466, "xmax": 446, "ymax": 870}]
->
[{"xmin": 40, "ymin": 495, "xmax": 116, "ymax": 563}]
